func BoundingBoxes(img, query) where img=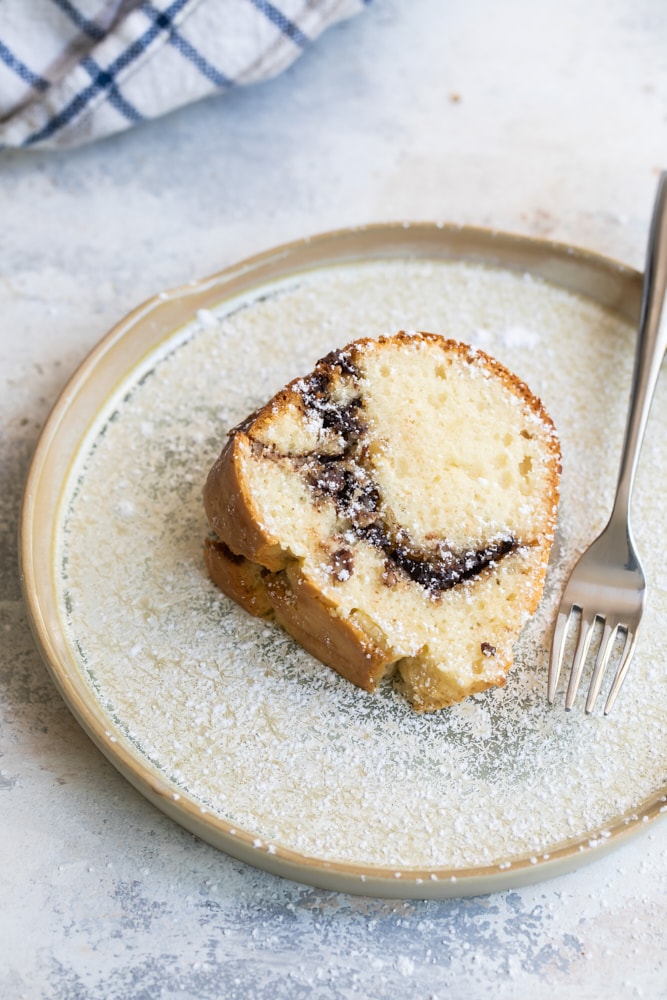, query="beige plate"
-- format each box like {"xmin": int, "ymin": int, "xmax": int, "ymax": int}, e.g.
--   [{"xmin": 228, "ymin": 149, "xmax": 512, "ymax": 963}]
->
[{"xmin": 20, "ymin": 224, "xmax": 667, "ymax": 899}]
